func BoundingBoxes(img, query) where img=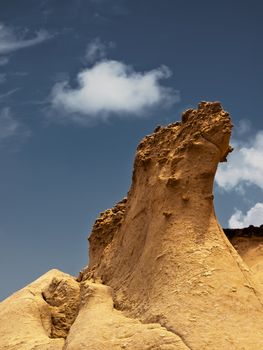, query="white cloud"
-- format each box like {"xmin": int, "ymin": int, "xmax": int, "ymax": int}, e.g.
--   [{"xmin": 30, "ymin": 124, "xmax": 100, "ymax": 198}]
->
[
  {"xmin": 50, "ymin": 60, "xmax": 178, "ymax": 124},
  {"xmin": 0, "ymin": 23, "xmax": 51, "ymax": 55},
  {"xmin": 0, "ymin": 56, "xmax": 9, "ymax": 65},
  {"xmin": 229, "ymin": 203, "xmax": 263, "ymax": 228},
  {"xmin": 0, "ymin": 108, "xmax": 30, "ymax": 144},
  {"xmin": 85, "ymin": 37, "xmax": 114, "ymax": 64},
  {"xmin": 216, "ymin": 131, "xmax": 263, "ymax": 191}
]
